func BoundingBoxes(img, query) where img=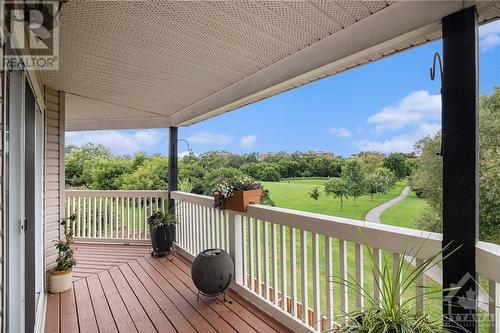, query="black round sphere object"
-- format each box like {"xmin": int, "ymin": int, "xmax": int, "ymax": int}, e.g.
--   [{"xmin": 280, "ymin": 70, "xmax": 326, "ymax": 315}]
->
[{"xmin": 191, "ymin": 248, "xmax": 234, "ymax": 296}]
